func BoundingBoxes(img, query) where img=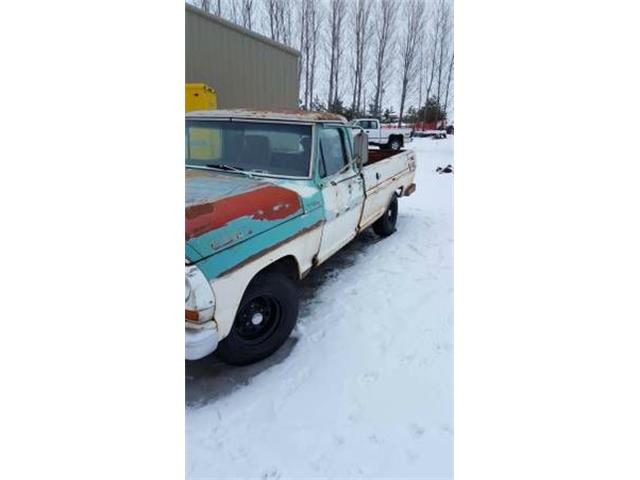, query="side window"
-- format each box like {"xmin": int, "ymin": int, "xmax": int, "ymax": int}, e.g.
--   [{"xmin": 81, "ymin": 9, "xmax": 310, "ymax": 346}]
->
[
  {"xmin": 342, "ymin": 127, "xmax": 354, "ymax": 160},
  {"xmin": 319, "ymin": 127, "xmax": 348, "ymax": 178},
  {"xmin": 368, "ymin": 120, "xmax": 378, "ymax": 130}
]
